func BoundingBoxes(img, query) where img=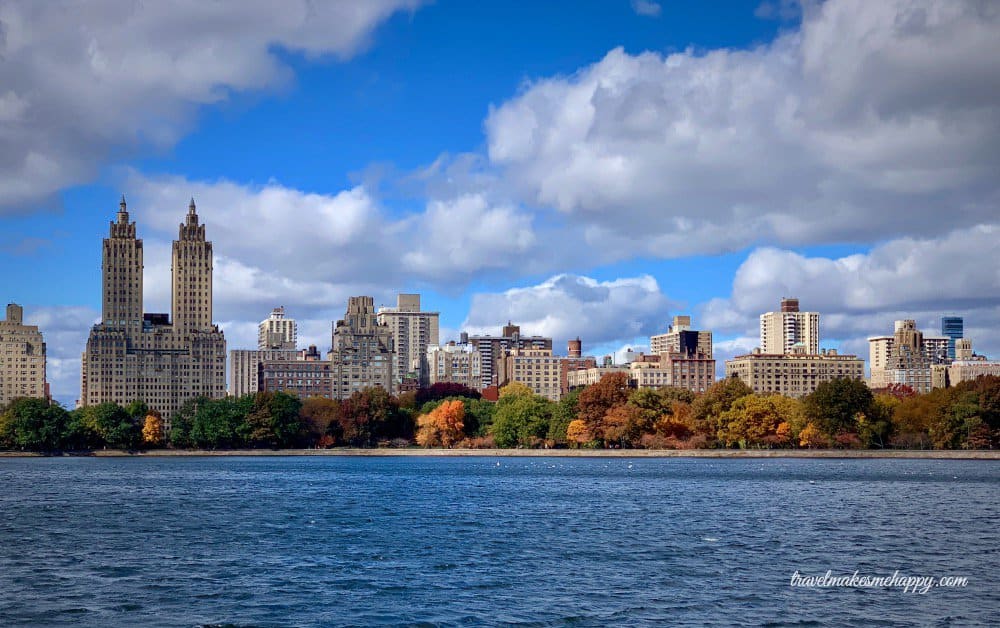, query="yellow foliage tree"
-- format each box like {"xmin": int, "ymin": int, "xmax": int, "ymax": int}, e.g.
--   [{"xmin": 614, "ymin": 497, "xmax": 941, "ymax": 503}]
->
[
  {"xmin": 798, "ymin": 422, "xmax": 826, "ymax": 448},
  {"xmin": 142, "ymin": 411, "xmax": 164, "ymax": 446},
  {"xmin": 499, "ymin": 381, "xmax": 534, "ymax": 399},
  {"xmin": 566, "ymin": 419, "xmax": 591, "ymax": 446},
  {"xmin": 415, "ymin": 400, "xmax": 465, "ymax": 448}
]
